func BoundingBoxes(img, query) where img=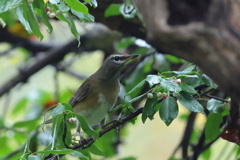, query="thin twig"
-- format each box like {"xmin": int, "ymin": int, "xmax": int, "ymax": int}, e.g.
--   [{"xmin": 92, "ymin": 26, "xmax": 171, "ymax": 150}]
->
[{"xmin": 204, "ymin": 94, "xmax": 228, "ymax": 103}]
